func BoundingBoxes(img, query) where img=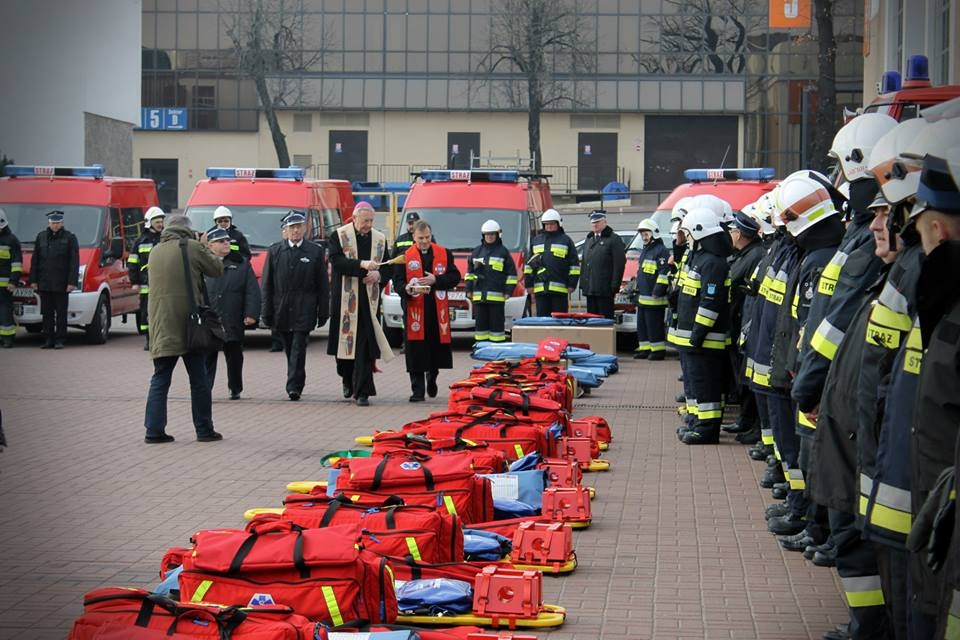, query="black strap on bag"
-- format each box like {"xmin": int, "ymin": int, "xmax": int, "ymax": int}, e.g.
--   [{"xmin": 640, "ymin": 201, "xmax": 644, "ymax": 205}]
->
[
  {"xmin": 179, "ymin": 237, "xmax": 212, "ymax": 315},
  {"xmin": 371, "ymin": 452, "xmax": 435, "ymax": 492}
]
